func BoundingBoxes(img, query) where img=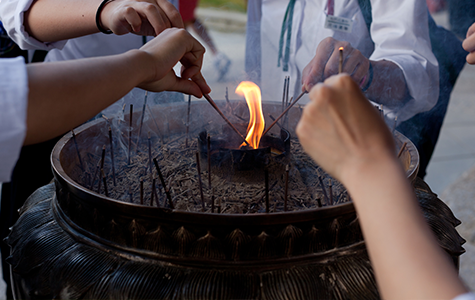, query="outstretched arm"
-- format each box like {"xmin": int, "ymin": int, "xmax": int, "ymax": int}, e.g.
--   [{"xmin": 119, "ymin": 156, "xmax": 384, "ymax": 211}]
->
[
  {"xmin": 24, "ymin": 0, "xmax": 183, "ymax": 43},
  {"xmin": 25, "ymin": 28, "xmax": 209, "ymax": 145},
  {"xmin": 296, "ymin": 74, "xmax": 468, "ymax": 300}
]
